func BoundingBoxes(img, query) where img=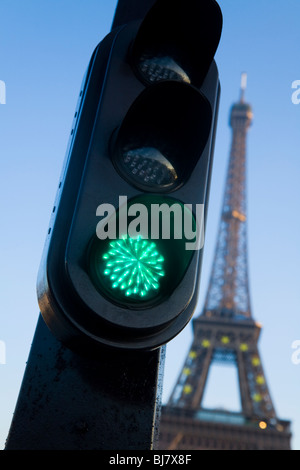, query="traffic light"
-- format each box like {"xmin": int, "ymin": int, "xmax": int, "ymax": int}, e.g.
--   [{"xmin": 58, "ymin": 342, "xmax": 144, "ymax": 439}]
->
[{"xmin": 37, "ymin": 0, "xmax": 223, "ymax": 351}]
